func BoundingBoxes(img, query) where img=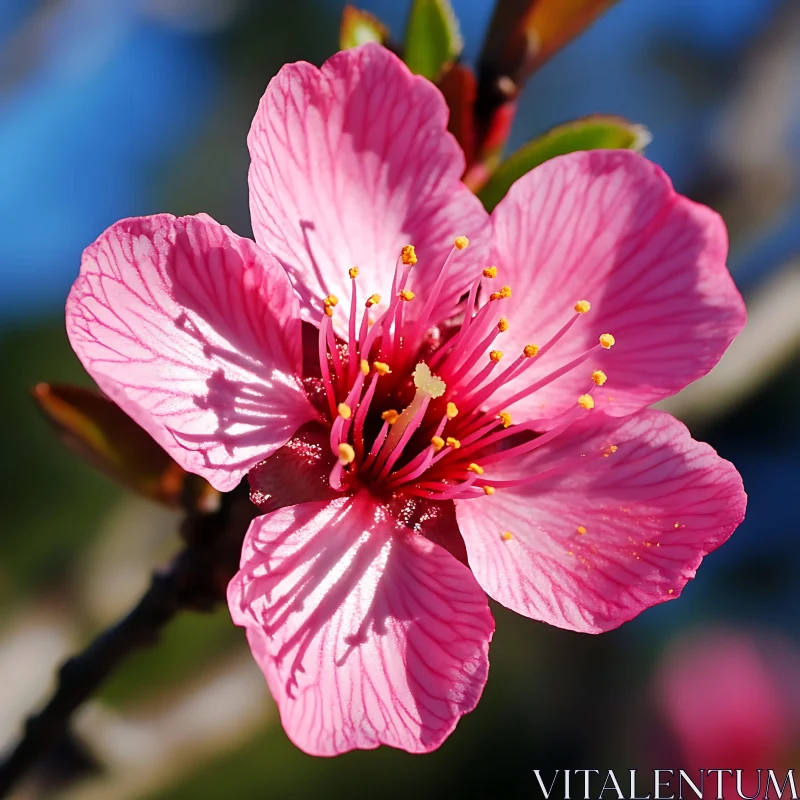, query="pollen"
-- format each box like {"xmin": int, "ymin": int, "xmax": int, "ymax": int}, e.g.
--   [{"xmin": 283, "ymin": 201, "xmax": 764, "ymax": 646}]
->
[
  {"xmin": 430, "ymin": 436, "xmax": 445, "ymax": 452},
  {"xmin": 324, "ymin": 306, "xmax": 333, "ymax": 317},
  {"xmin": 338, "ymin": 443, "xmax": 355, "ymax": 465},
  {"xmin": 599, "ymin": 333, "xmax": 616, "ymax": 349},
  {"xmin": 489, "ymin": 350, "xmax": 504, "ymax": 363},
  {"xmin": 401, "ymin": 244, "xmax": 417, "ymax": 265},
  {"xmin": 337, "ymin": 402, "xmax": 352, "ymax": 419},
  {"xmin": 413, "ymin": 362, "xmax": 446, "ymax": 398},
  {"xmin": 467, "ymin": 463, "xmax": 484, "ymax": 475},
  {"xmin": 497, "ymin": 317, "xmax": 509, "ymax": 332},
  {"xmin": 324, "ymin": 294, "xmax": 339, "ymax": 308},
  {"xmin": 523, "ymin": 344, "xmax": 540, "ymax": 358},
  {"xmin": 497, "ymin": 410, "xmax": 512, "ymax": 428},
  {"xmin": 574, "ymin": 300, "xmax": 591, "ymax": 314},
  {"xmin": 578, "ymin": 394, "xmax": 595, "ymax": 409},
  {"xmin": 381, "ymin": 409, "xmax": 399, "ymax": 425},
  {"xmin": 399, "ymin": 289, "xmax": 415, "ymax": 301},
  {"xmin": 360, "ymin": 359, "xmax": 370, "ymax": 376},
  {"xmin": 501, "ymin": 531, "xmax": 514, "ymax": 541},
  {"xmin": 489, "ymin": 285, "xmax": 512, "ymax": 301},
  {"xmin": 483, "ymin": 266, "xmax": 498, "ymax": 279},
  {"xmin": 373, "ymin": 361, "xmax": 392, "ymax": 376},
  {"xmin": 454, "ymin": 236, "xmax": 469, "ymax": 250},
  {"xmin": 603, "ymin": 444, "xmax": 618, "ymax": 458},
  {"xmin": 348, "ymin": 266, "xmax": 360, "ymax": 279},
  {"xmin": 446, "ymin": 436, "xmax": 461, "ymax": 449},
  {"xmin": 591, "ymin": 370, "xmax": 608, "ymax": 386},
  {"xmin": 483, "ymin": 486, "xmax": 496, "ymax": 495},
  {"xmin": 366, "ymin": 293, "xmax": 381, "ymax": 307},
  {"xmin": 446, "ymin": 402, "xmax": 459, "ymax": 419},
  {"xmin": 577, "ymin": 525, "xmax": 587, "ymax": 535}
]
